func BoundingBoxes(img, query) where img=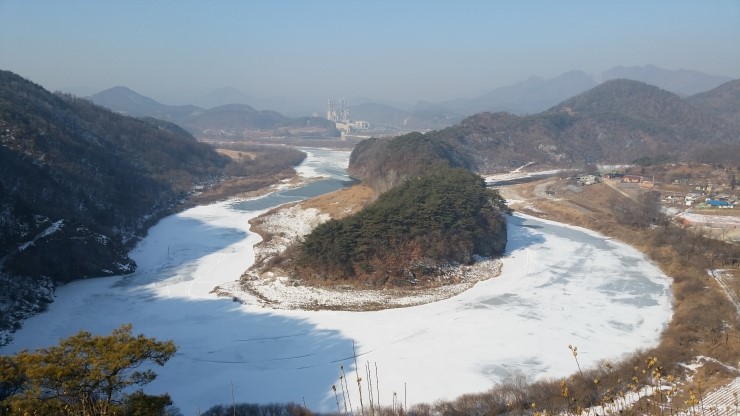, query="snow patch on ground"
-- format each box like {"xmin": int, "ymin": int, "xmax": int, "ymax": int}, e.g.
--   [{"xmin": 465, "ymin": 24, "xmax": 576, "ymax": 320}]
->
[
  {"xmin": 261, "ymin": 205, "xmax": 329, "ymax": 241},
  {"xmin": 247, "ymin": 203, "xmax": 330, "ymax": 269},
  {"xmin": 678, "ymin": 212, "xmax": 740, "ymax": 226},
  {"xmin": 39, "ymin": 219, "xmax": 64, "ymax": 237},
  {"xmin": 224, "ymin": 259, "xmax": 502, "ymax": 311},
  {"xmin": 17, "ymin": 219, "xmax": 64, "ymax": 251},
  {"xmin": 583, "ymin": 356, "xmax": 740, "ymax": 416},
  {"xmin": 674, "ymin": 357, "xmax": 740, "ymax": 416},
  {"xmin": 708, "ymin": 269, "xmax": 740, "ymax": 316},
  {"xmin": 484, "ymin": 167, "xmax": 567, "ymax": 184},
  {"xmin": 678, "ymin": 376, "xmax": 740, "ymax": 416}
]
